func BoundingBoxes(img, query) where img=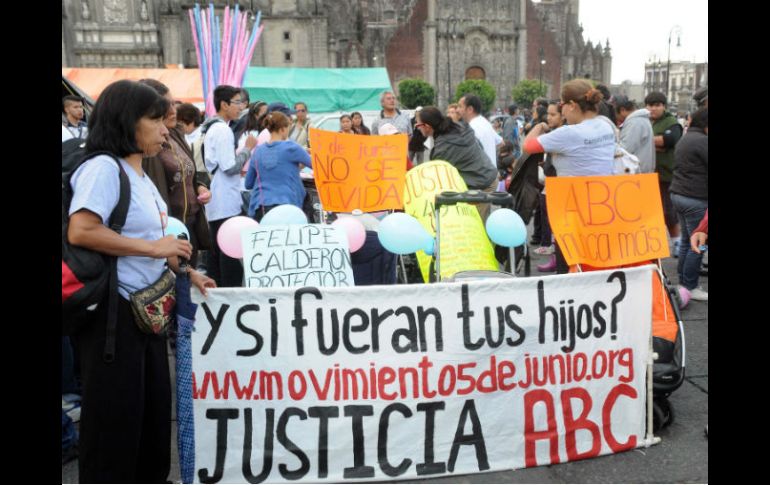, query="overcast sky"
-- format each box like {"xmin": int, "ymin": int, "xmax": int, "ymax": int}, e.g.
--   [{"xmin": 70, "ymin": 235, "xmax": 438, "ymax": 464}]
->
[{"xmin": 563, "ymin": 0, "xmax": 709, "ymax": 84}]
